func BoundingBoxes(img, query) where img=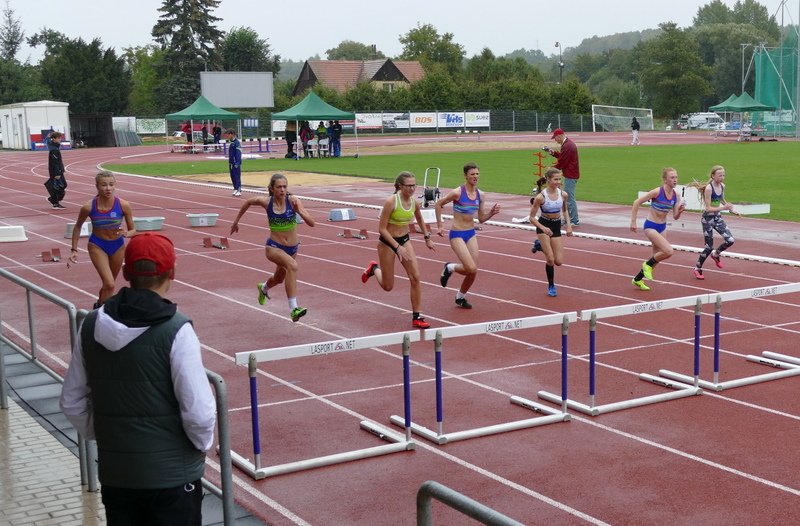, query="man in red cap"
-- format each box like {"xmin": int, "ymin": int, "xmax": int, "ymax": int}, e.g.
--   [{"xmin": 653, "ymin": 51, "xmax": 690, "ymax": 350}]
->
[
  {"xmin": 544, "ymin": 128, "xmax": 581, "ymax": 226},
  {"xmin": 60, "ymin": 232, "xmax": 216, "ymax": 525}
]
